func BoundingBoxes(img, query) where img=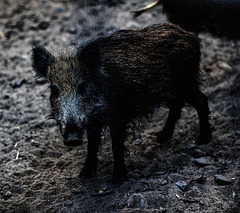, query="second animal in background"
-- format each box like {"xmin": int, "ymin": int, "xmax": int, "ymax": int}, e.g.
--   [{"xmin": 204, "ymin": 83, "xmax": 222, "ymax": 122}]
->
[{"xmin": 132, "ymin": 0, "xmax": 240, "ymax": 39}]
